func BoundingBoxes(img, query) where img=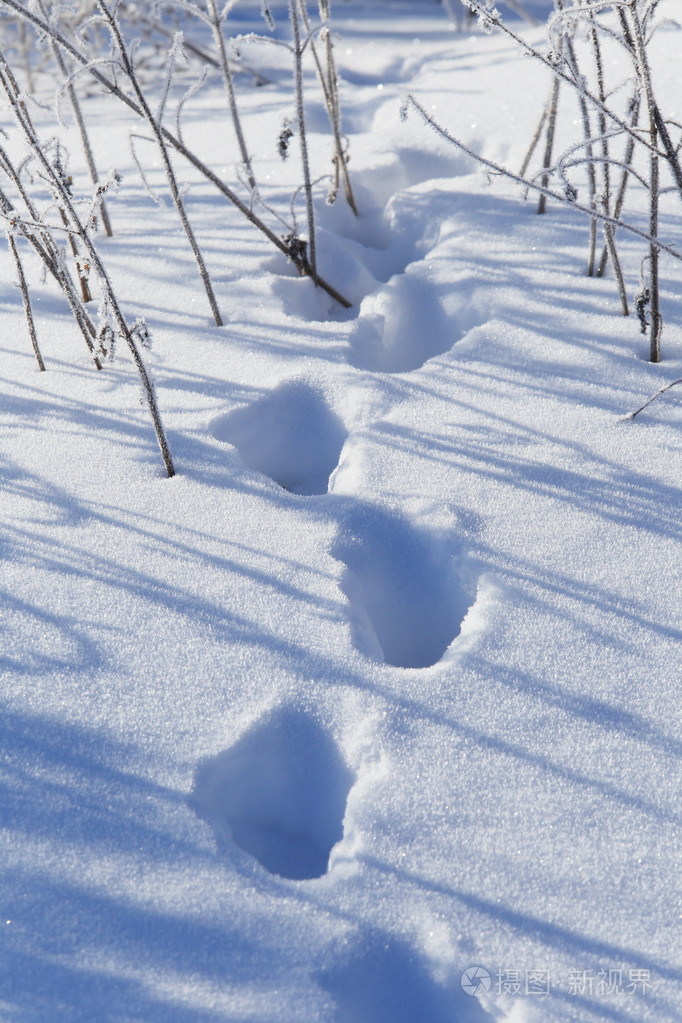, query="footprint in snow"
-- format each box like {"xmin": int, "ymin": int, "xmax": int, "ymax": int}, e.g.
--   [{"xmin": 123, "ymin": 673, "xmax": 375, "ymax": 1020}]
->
[
  {"xmin": 318, "ymin": 927, "xmax": 495, "ymax": 1023},
  {"xmin": 209, "ymin": 380, "xmax": 347, "ymax": 495},
  {"xmin": 348, "ymin": 272, "xmax": 455, "ymax": 373},
  {"xmin": 331, "ymin": 502, "xmax": 474, "ymax": 669},
  {"xmin": 190, "ymin": 707, "xmax": 354, "ymax": 881}
]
